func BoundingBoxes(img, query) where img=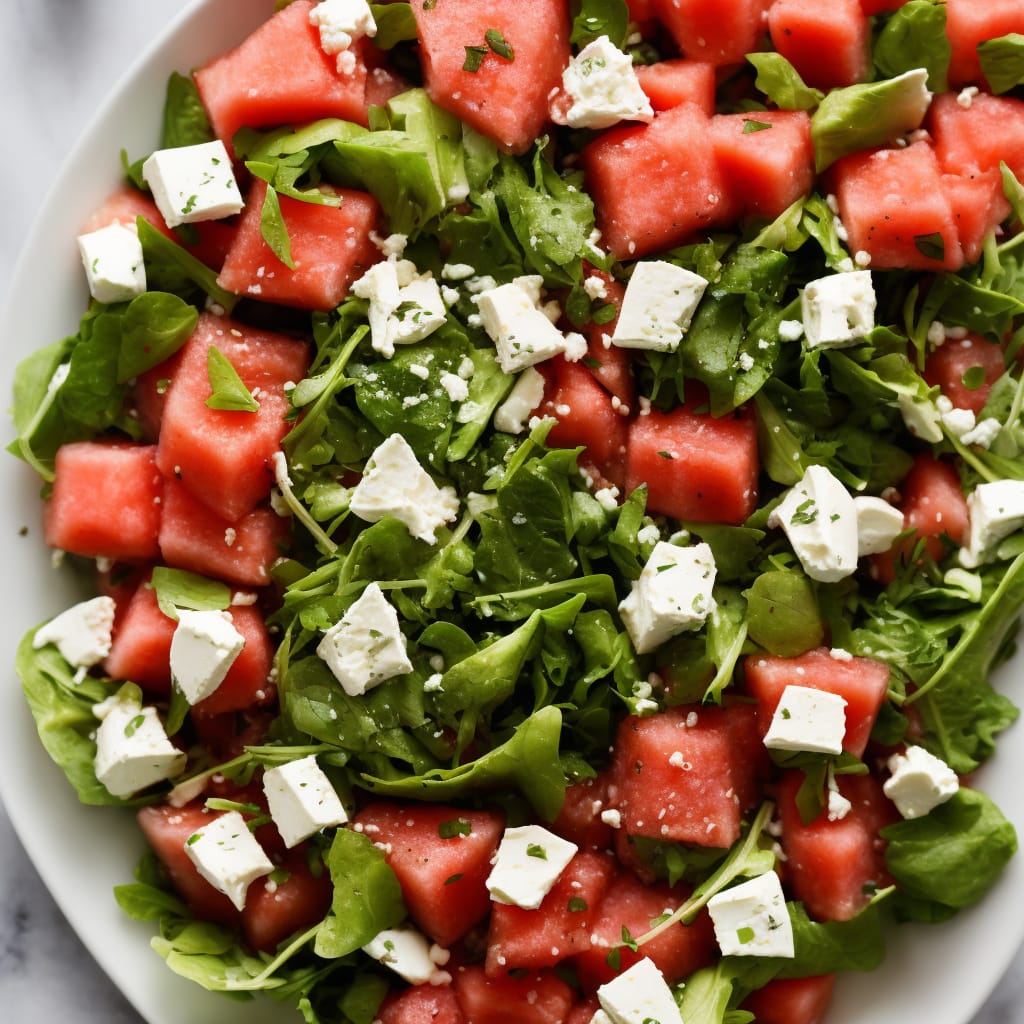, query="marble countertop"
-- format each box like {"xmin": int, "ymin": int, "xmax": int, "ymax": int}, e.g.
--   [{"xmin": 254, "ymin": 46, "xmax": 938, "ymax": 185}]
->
[{"xmin": 1, "ymin": 2, "xmax": 1023, "ymax": 1022}]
